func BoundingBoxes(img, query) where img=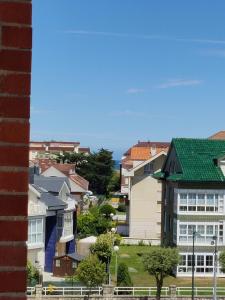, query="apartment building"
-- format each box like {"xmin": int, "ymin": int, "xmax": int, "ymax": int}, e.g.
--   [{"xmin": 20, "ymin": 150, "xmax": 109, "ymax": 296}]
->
[{"xmin": 156, "ymin": 138, "xmax": 225, "ymax": 277}]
